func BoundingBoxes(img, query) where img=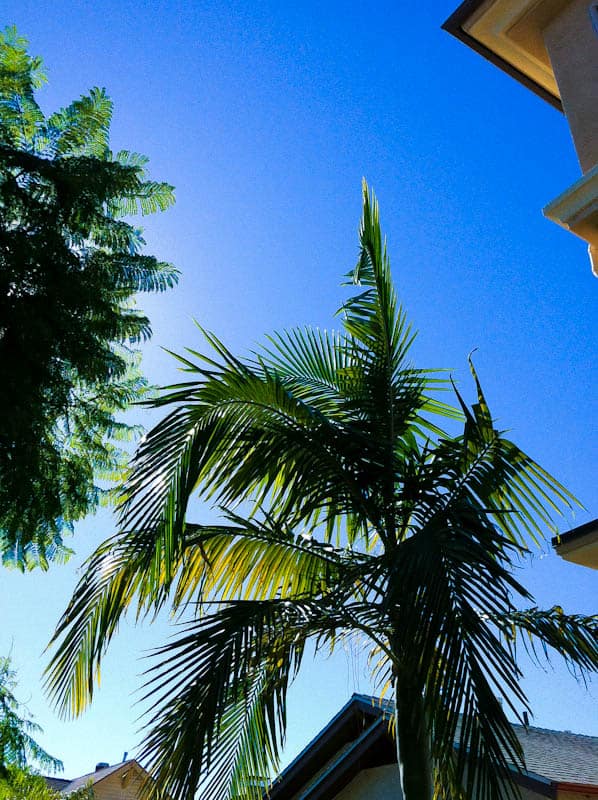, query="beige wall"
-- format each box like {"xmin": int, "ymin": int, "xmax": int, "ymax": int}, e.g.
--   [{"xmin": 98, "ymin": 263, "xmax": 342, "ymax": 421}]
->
[
  {"xmin": 333, "ymin": 765, "xmax": 403, "ymax": 800},
  {"xmin": 543, "ymin": 0, "xmax": 598, "ymax": 172},
  {"xmin": 326, "ymin": 766, "xmax": 553, "ymax": 800},
  {"xmin": 93, "ymin": 766, "xmax": 146, "ymax": 800}
]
